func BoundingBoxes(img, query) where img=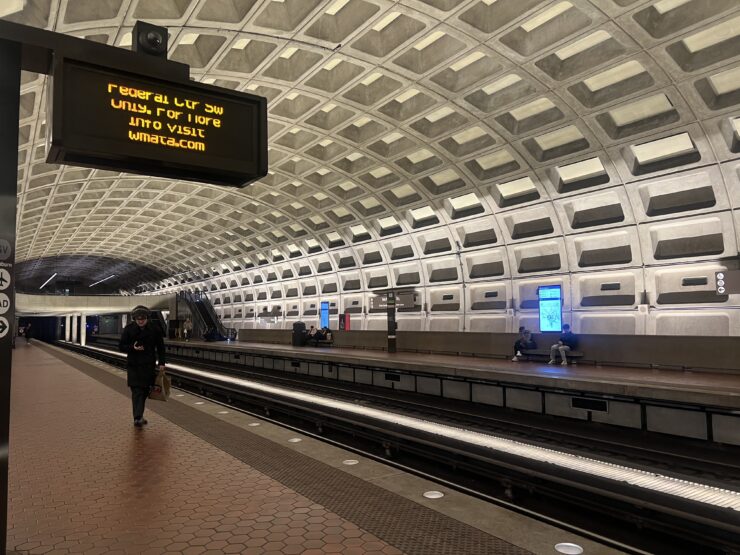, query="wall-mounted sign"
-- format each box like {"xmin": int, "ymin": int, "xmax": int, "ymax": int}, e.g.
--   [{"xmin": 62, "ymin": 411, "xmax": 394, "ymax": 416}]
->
[
  {"xmin": 370, "ymin": 293, "xmax": 415, "ymax": 310},
  {"xmin": 715, "ymin": 271, "xmax": 740, "ymax": 295},
  {"xmin": 46, "ymin": 58, "xmax": 268, "ymax": 187}
]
